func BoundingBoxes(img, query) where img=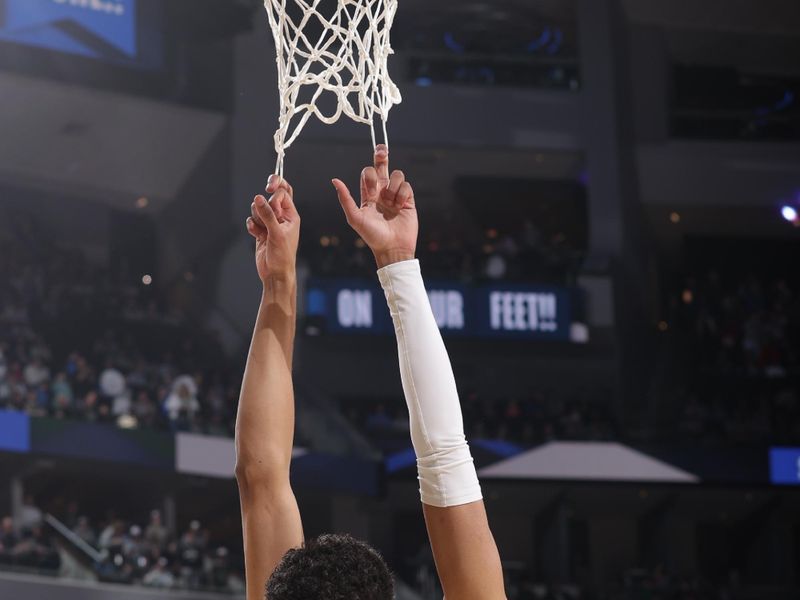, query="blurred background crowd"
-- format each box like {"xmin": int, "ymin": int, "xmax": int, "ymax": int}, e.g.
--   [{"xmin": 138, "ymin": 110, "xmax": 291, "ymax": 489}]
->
[{"xmin": 1, "ymin": 498, "xmax": 238, "ymax": 592}]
